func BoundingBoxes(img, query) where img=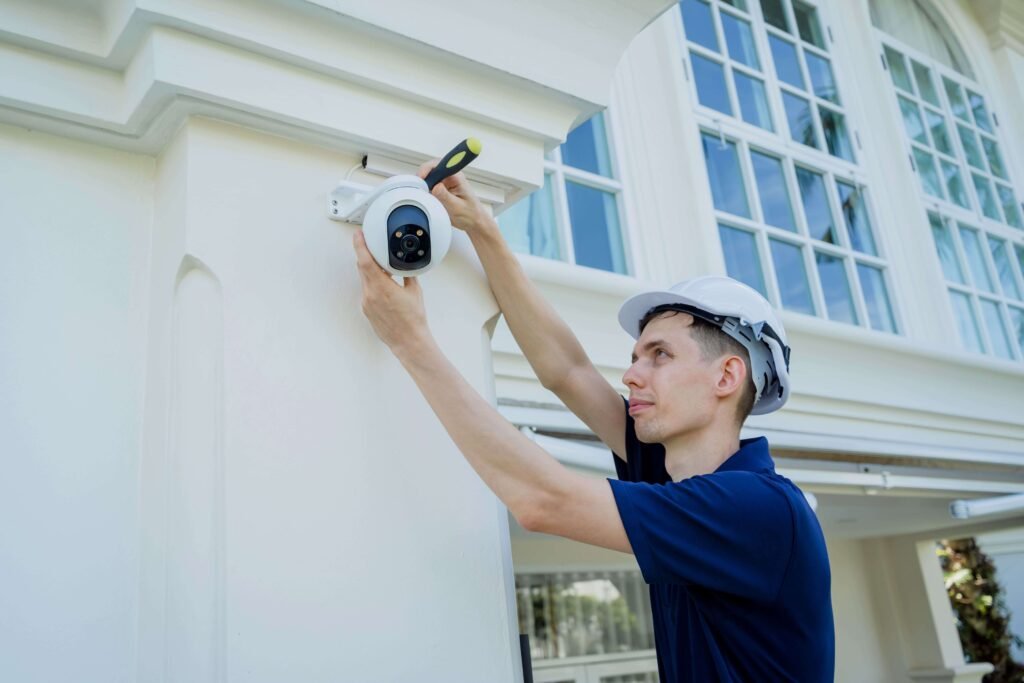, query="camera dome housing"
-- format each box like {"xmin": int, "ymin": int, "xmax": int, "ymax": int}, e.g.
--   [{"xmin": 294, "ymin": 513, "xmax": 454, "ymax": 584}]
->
[{"xmin": 359, "ymin": 175, "xmax": 453, "ymax": 277}]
